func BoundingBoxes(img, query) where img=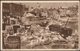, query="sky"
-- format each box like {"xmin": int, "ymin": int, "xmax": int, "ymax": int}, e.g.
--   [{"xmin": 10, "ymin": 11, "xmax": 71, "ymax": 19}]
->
[
  {"xmin": 21, "ymin": 2, "xmax": 78, "ymax": 8},
  {"xmin": 2, "ymin": 1, "xmax": 79, "ymax": 9}
]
